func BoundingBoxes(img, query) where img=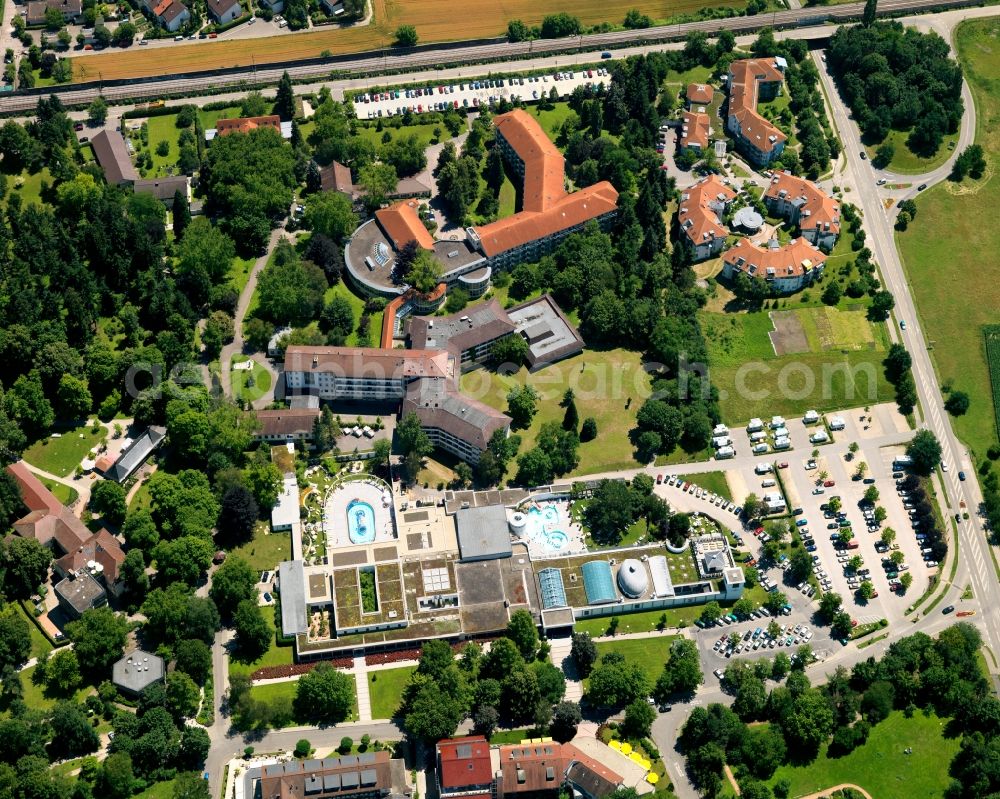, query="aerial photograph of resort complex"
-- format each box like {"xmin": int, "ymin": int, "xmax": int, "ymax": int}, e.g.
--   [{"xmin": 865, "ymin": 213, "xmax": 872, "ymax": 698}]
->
[{"xmin": 1, "ymin": 0, "xmax": 1000, "ymax": 798}]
